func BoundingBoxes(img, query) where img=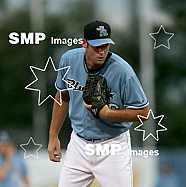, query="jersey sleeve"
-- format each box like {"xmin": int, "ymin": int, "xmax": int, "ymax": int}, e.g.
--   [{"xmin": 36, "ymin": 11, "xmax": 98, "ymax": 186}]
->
[
  {"xmin": 55, "ymin": 56, "xmax": 68, "ymax": 91},
  {"xmin": 123, "ymin": 74, "xmax": 149, "ymax": 109}
]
